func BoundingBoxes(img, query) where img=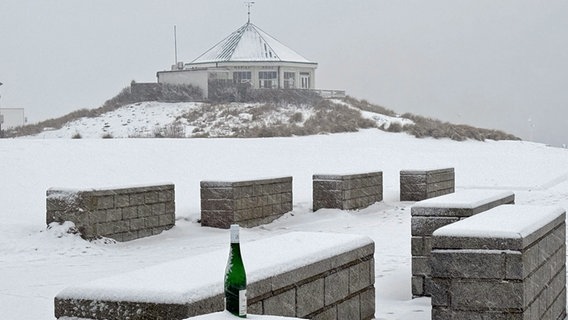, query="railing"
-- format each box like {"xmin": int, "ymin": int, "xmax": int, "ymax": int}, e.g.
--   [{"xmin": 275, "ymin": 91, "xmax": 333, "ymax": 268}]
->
[{"xmin": 312, "ymin": 89, "xmax": 346, "ymax": 99}]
